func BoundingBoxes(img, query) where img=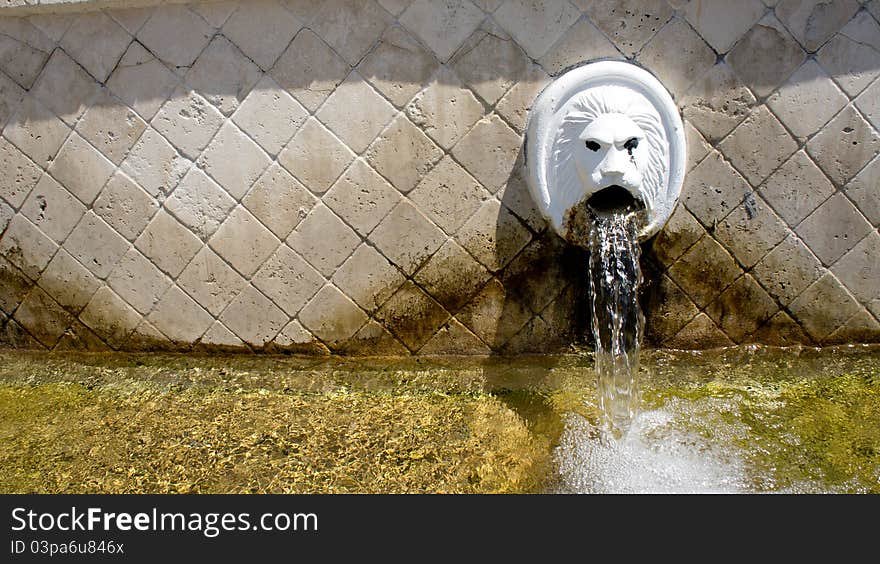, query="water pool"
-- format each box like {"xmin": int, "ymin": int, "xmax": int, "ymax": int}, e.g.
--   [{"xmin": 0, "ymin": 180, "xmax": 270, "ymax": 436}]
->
[{"xmin": 1, "ymin": 345, "xmax": 877, "ymax": 494}]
